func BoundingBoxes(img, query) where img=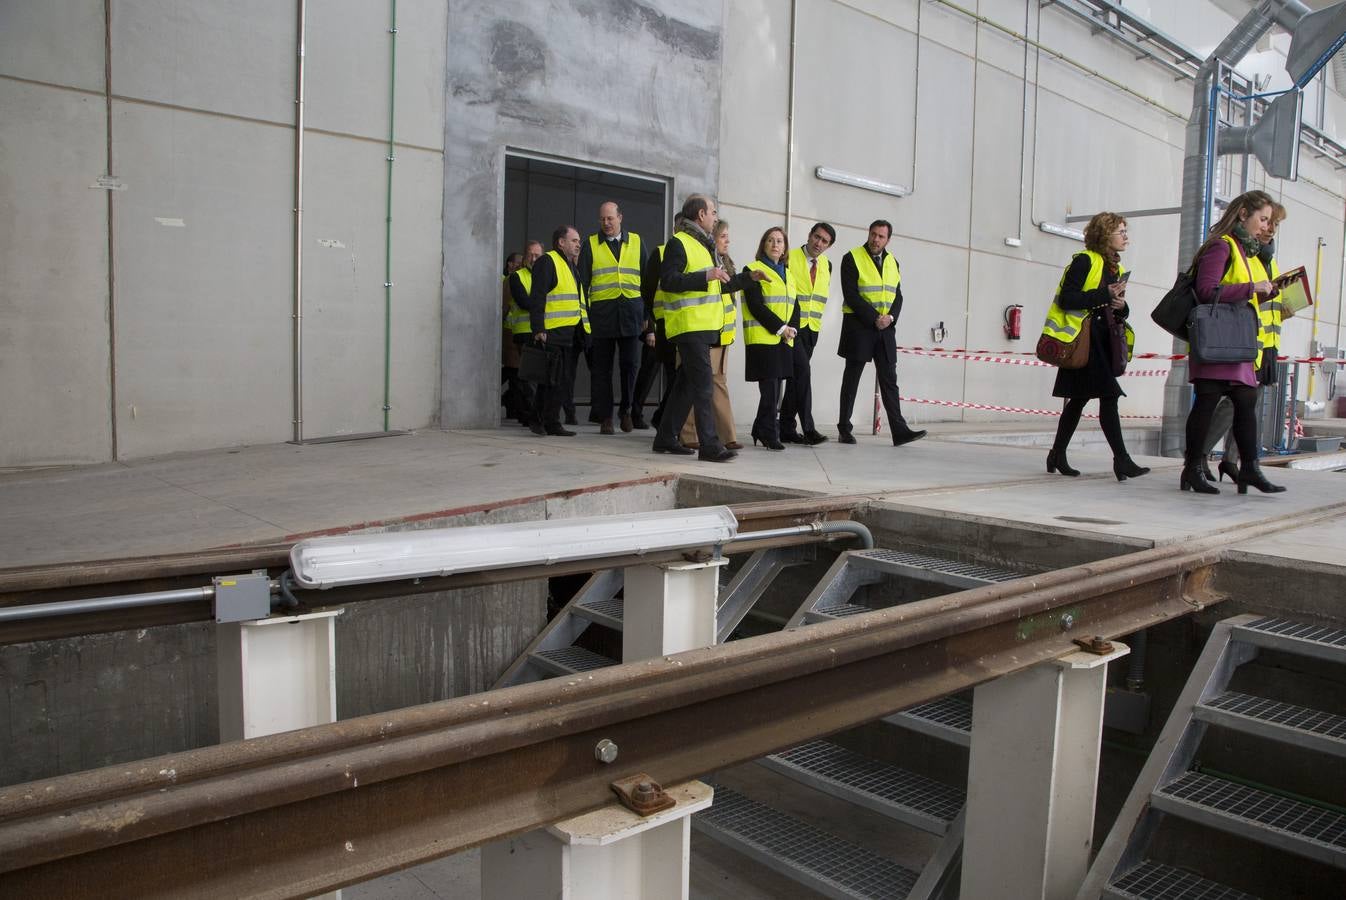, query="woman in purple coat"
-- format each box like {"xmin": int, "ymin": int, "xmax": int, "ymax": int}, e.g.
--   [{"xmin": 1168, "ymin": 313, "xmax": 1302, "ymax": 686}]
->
[{"xmin": 1181, "ymin": 190, "xmax": 1285, "ymax": 496}]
